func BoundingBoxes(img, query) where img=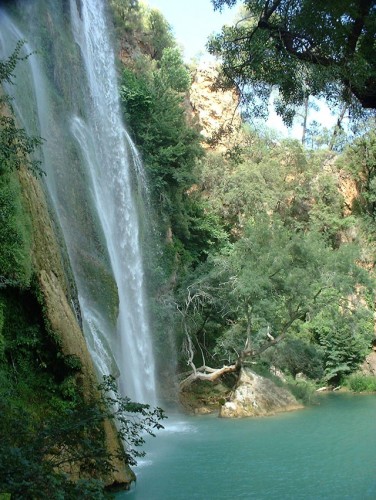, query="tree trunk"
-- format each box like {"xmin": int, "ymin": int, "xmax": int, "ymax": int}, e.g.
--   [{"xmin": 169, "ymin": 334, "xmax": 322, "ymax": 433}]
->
[
  {"xmin": 301, "ymin": 96, "xmax": 309, "ymax": 146},
  {"xmin": 329, "ymin": 103, "xmax": 347, "ymax": 150},
  {"xmin": 180, "ymin": 364, "xmax": 238, "ymax": 390}
]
